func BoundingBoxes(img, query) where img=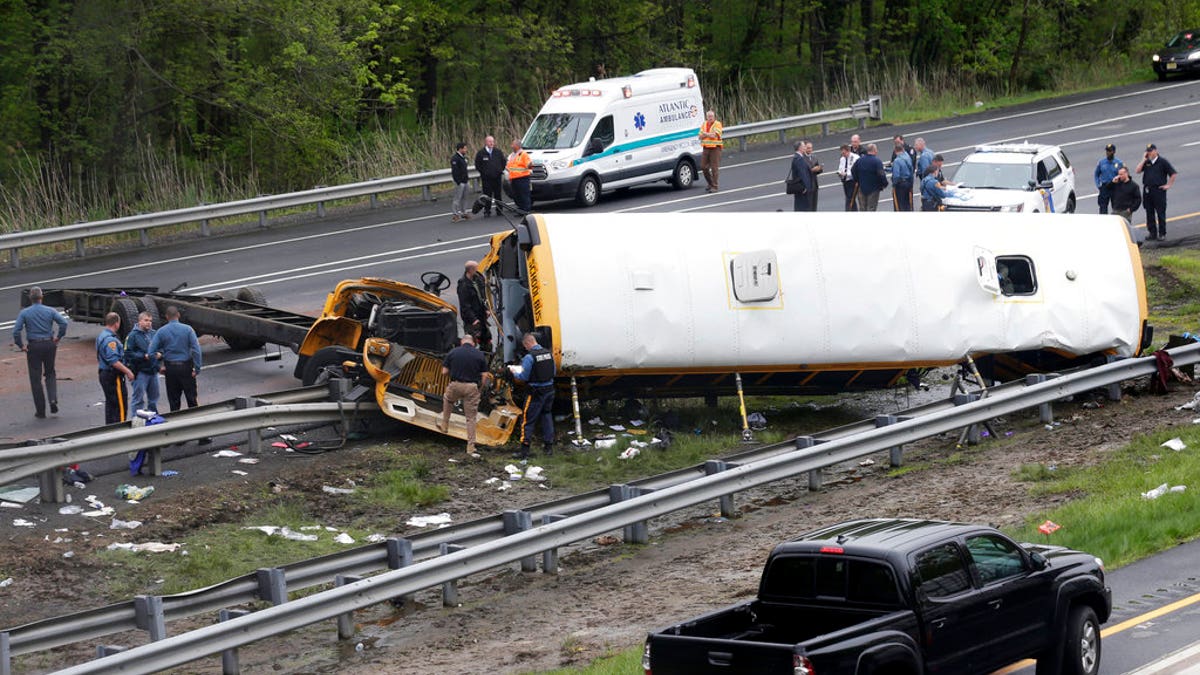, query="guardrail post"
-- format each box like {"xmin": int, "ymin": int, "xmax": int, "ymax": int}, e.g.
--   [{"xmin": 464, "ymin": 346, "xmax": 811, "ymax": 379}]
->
[
  {"xmin": 234, "ymin": 397, "xmax": 263, "ymax": 453},
  {"xmin": 385, "ymin": 537, "xmax": 414, "ymax": 607},
  {"xmin": 96, "ymin": 645, "xmax": 127, "ymax": 658},
  {"xmin": 258, "ymin": 209, "xmax": 267, "ymax": 228},
  {"xmin": 219, "ymin": 609, "xmax": 250, "ymax": 674},
  {"xmin": 777, "ymin": 129, "xmax": 786, "ymax": 145},
  {"xmin": 738, "ymin": 137, "xmax": 747, "ymax": 153},
  {"xmin": 875, "ymin": 415, "xmax": 904, "ymax": 466},
  {"xmin": 703, "ymin": 460, "xmax": 736, "ymax": 517},
  {"xmin": 952, "ymin": 395, "xmax": 982, "ymax": 445},
  {"xmin": 255, "ymin": 567, "xmax": 287, "ymax": 605},
  {"xmin": 334, "ymin": 575, "xmax": 363, "ymax": 639},
  {"xmin": 502, "ymin": 510, "xmax": 537, "ymax": 572},
  {"xmin": 1104, "ymin": 356, "xmax": 1123, "ymax": 400},
  {"xmin": 439, "ymin": 543, "xmax": 464, "ymax": 606},
  {"xmin": 541, "ymin": 514, "xmax": 567, "ymax": 574},
  {"xmin": 795, "ymin": 436, "xmax": 823, "ymax": 491},
  {"xmin": 2, "ymin": 631, "xmax": 11, "ymax": 675},
  {"xmin": 134, "ymin": 595, "xmax": 167, "ymax": 641},
  {"xmin": 607, "ymin": 484, "xmax": 649, "ymax": 544},
  {"xmin": 139, "ymin": 228, "xmax": 149, "ymax": 248},
  {"xmin": 1025, "ymin": 374, "xmax": 1053, "ymax": 423},
  {"xmin": 201, "ymin": 218, "xmax": 211, "ymax": 237},
  {"xmin": 8, "ymin": 249, "xmax": 18, "ymax": 269},
  {"xmin": 38, "ymin": 465, "xmax": 64, "ymax": 503},
  {"xmin": 821, "ymin": 122, "xmax": 830, "ymax": 137},
  {"xmin": 370, "ymin": 193, "xmax": 379, "ymax": 209},
  {"xmin": 148, "ymin": 446, "xmax": 163, "ymax": 475},
  {"xmin": 75, "ymin": 238, "xmax": 85, "ymax": 258},
  {"xmin": 422, "ymin": 186, "xmax": 433, "ymax": 201}
]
